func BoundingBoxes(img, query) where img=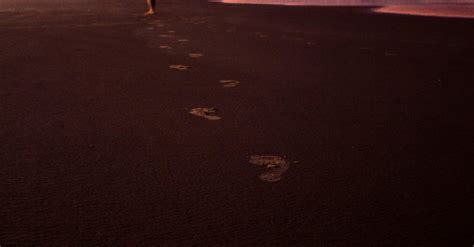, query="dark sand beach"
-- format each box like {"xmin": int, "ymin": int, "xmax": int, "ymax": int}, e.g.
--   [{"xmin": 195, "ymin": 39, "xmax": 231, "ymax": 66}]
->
[{"xmin": 1, "ymin": 0, "xmax": 474, "ymax": 245}]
